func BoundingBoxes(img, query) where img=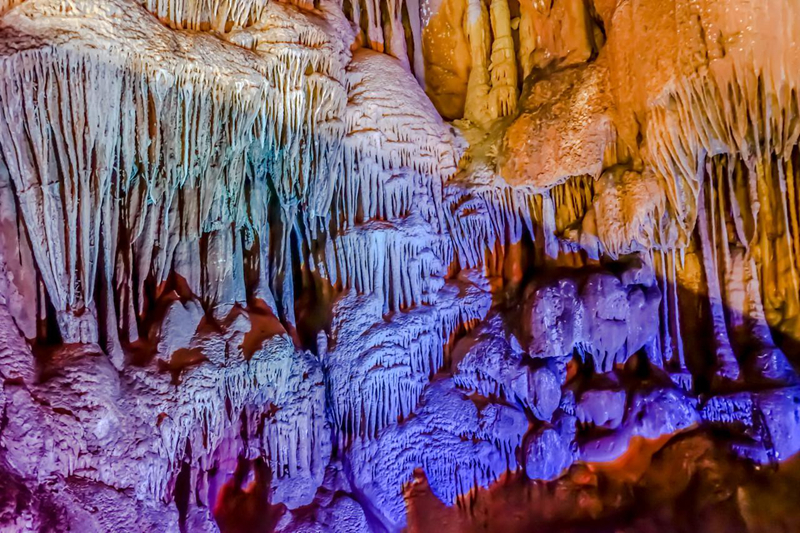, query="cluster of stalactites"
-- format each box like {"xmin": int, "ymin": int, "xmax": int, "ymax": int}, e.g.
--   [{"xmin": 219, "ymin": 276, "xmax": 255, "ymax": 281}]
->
[
  {"xmin": 443, "ymin": 169, "xmax": 650, "ymax": 270},
  {"xmin": 319, "ymin": 49, "xmax": 495, "ymax": 442},
  {"xmin": 226, "ymin": 1, "xmax": 354, "ymax": 235},
  {"xmin": 325, "ymin": 272, "xmax": 491, "ymax": 441},
  {"xmin": 143, "ymin": 0, "xmax": 271, "ymax": 31},
  {"xmin": 602, "ymin": 0, "xmax": 800, "ymax": 249},
  {"xmin": 661, "ymin": 154, "xmax": 800, "ymax": 386},
  {"xmin": 606, "ymin": 0, "xmax": 800, "ymax": 385},
  {"xmin": 347, "ymin": 379, "xmax": 526, "ymax": 529},
  {"xmin": 339, "ymin": 50, "xmax": 460, "ymax": 213},
  {"xmin": 140, "ymin": 0, "xmax": 332, "ymax": 31},
  {"xmin": 462, "ymin": 0, "xmax": 518, "ymax": 126},
  {"xmin": 146, "ymin": 337, "xmax": 328, "ymax": 505},
  {"xmin": 341, "ymin": 0, "xmax": 425, "ymax": 85},
  {"xmin": 0, "ymin": 45, "xmax": 266, "ymax": 343},
  {"xmin": 326, "ymin": 215, "xmax": 452, "ymax": 312},
  {"xmin": 316, "ymin": 49, "xmax": 463, "ymax": 312},
  {"xmin": 0, "ymin": 0, "xmax": 354, "ymax": 343},
  {"xmin": 443, "ymin": 148, "xmax": 800, "ymax": 393},
  {"xmin": 444, "ymin": 179, "xmax": 534, "ymax": 268}
]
